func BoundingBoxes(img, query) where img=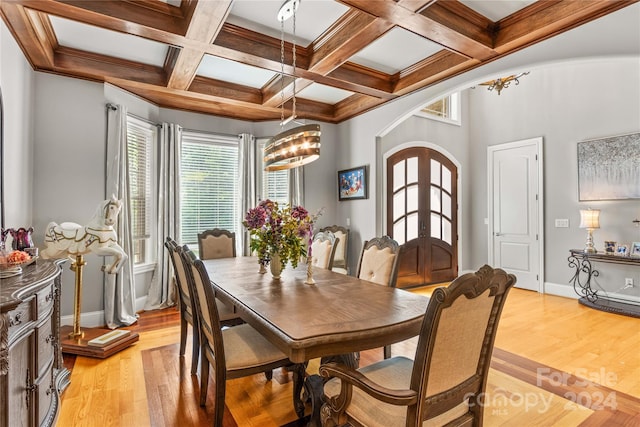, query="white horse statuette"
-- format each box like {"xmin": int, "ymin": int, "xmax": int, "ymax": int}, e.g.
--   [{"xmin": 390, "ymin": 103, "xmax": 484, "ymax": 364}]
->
[{"xmin": 41, "ymin": 195, "xmax": 127, "ymax": 274}]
